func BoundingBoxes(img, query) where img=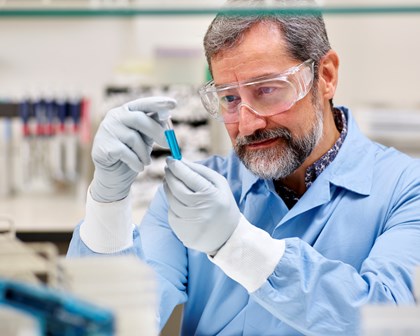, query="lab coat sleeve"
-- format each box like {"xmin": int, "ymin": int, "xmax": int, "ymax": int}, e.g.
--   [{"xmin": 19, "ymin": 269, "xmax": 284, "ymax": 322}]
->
[
  {"xmin": 138, "ymin": 185, "xmax": 189, "ymax": 329},
  {"xmin": 67, "ymin": 221, "xmax": 144, "ymax": 258},
  {"xmin": 212, "ymin": 221, "xmax": 418, "ymax": 336},
  {"xmin": 253, "ymin": 170, "xmax": 420, "ymax": 336},
  {"xmin": 79, "ymin": 187, "xmax": 135, "ymax": 253},
  {"xmin": 66, "ymin": 191, "xmax": 143, "ymax": 259},
  {"xmin": 67, "ymin": 187, "xmax": 138, "ymax": 256},
  {"xmin": 210, "ymin": 215, "xmax": 286, "ymax": 292},
  {"xmin": 67, "ymin": 185, "xmax": 187, "ymax": 332},
  {"xmin": 211, "ymin": 166, "xmax": 420, "ymax": 335}
]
